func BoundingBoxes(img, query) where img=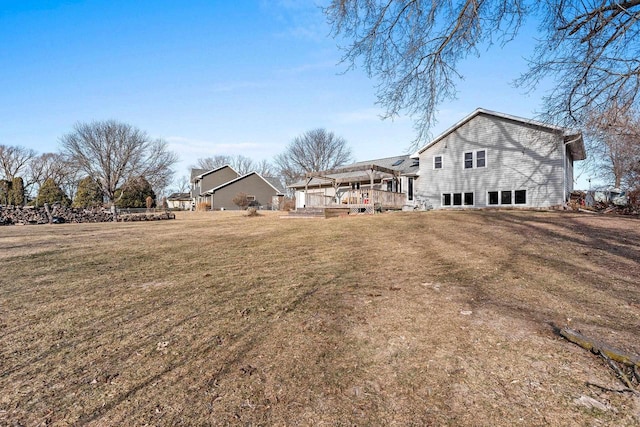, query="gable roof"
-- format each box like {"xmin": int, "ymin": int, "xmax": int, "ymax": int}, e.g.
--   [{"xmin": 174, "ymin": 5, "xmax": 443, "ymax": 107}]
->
[
  {"xmin": 203, "ymin": 172, "xmax": 285, "ymax": 195},
  {"xmin": 412, "ymin": 108, "xmax": 586, "ymax": 160},
  {"xmin": 288, "ymin": 155, "xmax": 419, "ymax": 188},
  {"xmin": 190, "ymin": 168, "xmax": 207, "ymax": 182},
  {"xmin": 263, "ymin": 176, "xmax": 286, "ymax": 194},
  {"xmin": 194, "ymin": 164, "xmax": 239, "ymax": 180},
  {"xmin": 167, "ymin": 192, "xmax": 191, "ymax": 200}
]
